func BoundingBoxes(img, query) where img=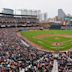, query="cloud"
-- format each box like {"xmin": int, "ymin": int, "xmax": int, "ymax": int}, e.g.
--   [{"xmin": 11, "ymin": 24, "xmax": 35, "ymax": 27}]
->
[{"xmin": 0, "ymin": 0, "xmax": 72, "ymax": 17}]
